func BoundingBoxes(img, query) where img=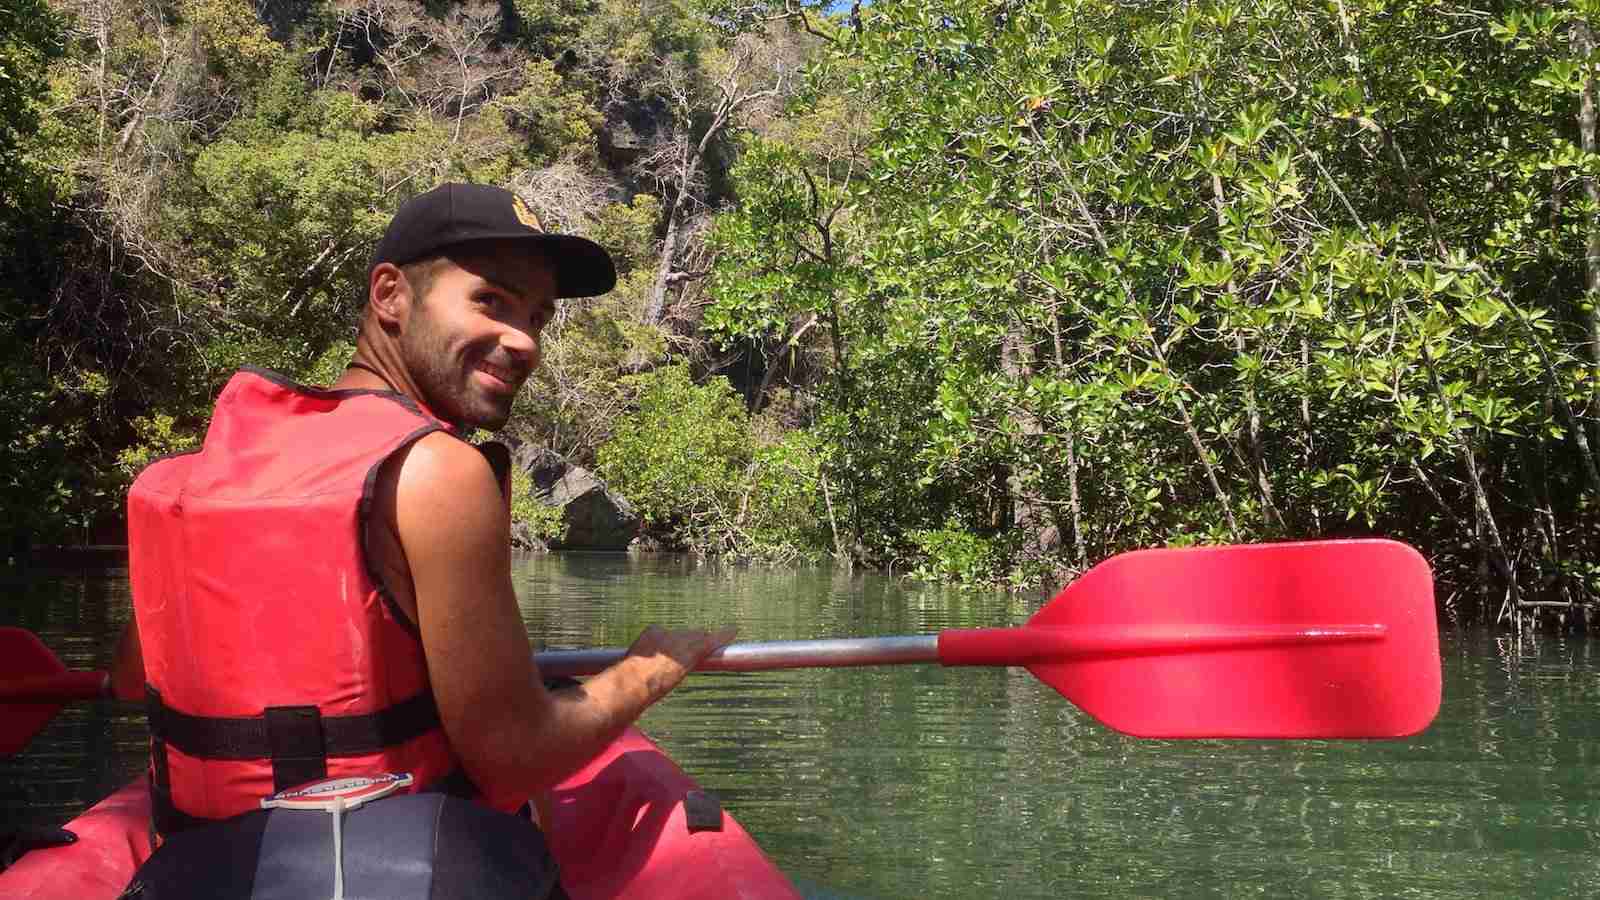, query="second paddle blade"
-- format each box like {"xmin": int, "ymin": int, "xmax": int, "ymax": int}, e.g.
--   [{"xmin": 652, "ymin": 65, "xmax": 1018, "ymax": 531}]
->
[
  {"xmin": 1027, "ymin": 539, "xmax": 1441, "ymax": 740},
  {"xmin": 0, "ymin": 628, "xmax": 73, "ymax": 755}
]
